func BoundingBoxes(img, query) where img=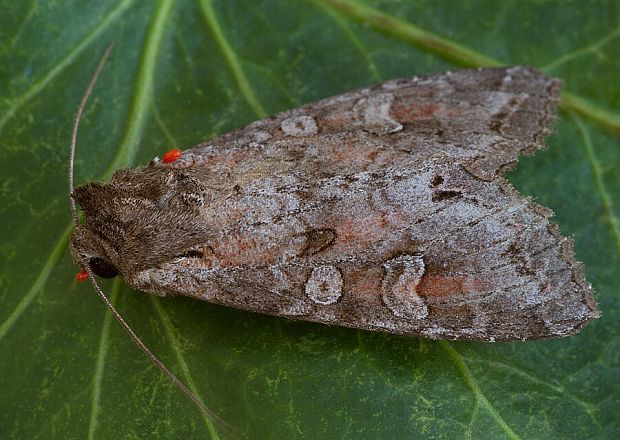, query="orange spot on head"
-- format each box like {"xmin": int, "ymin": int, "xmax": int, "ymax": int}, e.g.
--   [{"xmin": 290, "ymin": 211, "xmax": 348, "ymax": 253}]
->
[{"xmin": 162, "ymin": 148, "xmax": 182, "ymax": 163}]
